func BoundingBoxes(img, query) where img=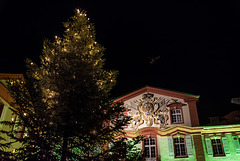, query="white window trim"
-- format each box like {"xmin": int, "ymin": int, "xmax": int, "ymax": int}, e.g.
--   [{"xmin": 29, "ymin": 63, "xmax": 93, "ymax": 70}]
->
[
  {"xmin": 144, "ymin": 138, "xmax": 156, "ymax": 159},
  {"xmin": 171, "ymin": 108, "xmax": 182, "ymax": 123},
  {"xmin": 174, "ymin": 137, "xmax": 187, "ymax": 157},
  {"xmin": 211, "ymin": 138, "xmax": 225, "ymax": 156}
]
